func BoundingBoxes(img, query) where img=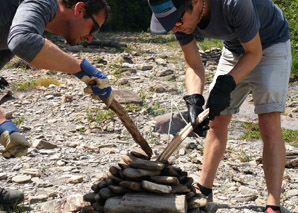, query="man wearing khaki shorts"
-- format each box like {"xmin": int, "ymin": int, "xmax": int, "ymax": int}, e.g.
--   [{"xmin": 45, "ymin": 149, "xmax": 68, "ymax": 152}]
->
[{"xmin": 147, "ymin": 0, "xmax": 291, "ymax": 212}]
